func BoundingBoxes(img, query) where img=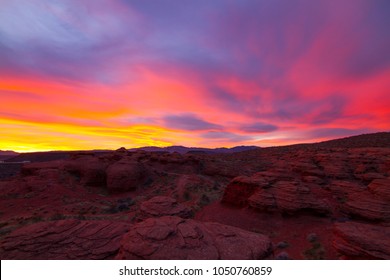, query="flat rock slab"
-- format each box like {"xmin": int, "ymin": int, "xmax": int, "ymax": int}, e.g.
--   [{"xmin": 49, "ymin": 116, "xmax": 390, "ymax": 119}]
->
[
  {"xmin": 0, "ymin": 220, "xmax": 130, "ymax": 259},
  {"xmin": 116, "ymin": 216, "xmax": 272, "ymax": 260}
]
